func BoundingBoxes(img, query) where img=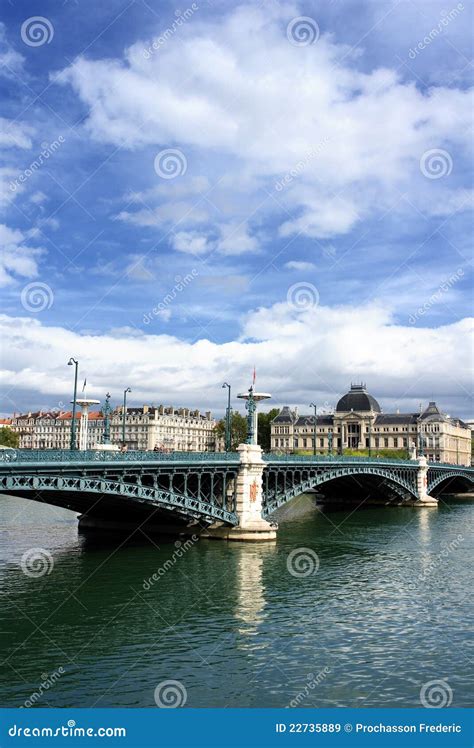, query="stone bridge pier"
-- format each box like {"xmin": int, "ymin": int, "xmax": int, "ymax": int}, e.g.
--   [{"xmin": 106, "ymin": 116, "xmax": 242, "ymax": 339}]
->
[
  {"xmin": 203, "ymin": 444, "xmax": 277, "ymax": 542},
  {"xmin": 413, "ymin": 456, "xmax": 438, "ymax": 507}
]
